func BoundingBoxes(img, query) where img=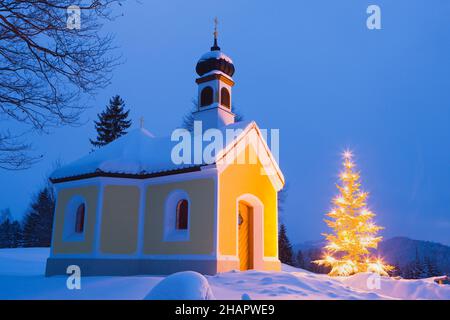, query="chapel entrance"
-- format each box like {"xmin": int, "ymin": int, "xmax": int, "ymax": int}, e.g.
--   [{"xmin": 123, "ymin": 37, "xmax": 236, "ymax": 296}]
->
[{"xmin": 238, "ymin": 201, "xmax": 254, "ymax": 270}]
